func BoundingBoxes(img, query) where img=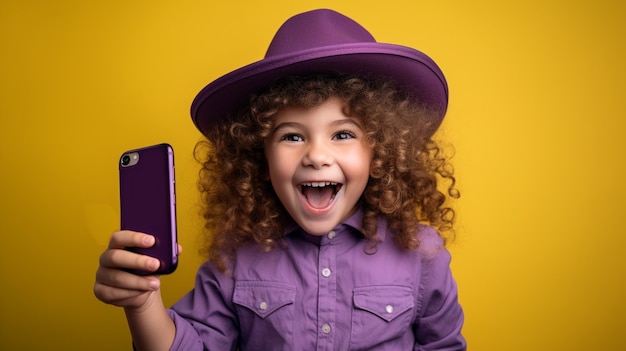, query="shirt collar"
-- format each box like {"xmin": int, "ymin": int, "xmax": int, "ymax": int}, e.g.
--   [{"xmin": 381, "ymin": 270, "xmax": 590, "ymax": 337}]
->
[{"xmin": 284, "ymin": 207, "xmax": 389, "ymax": 245}]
